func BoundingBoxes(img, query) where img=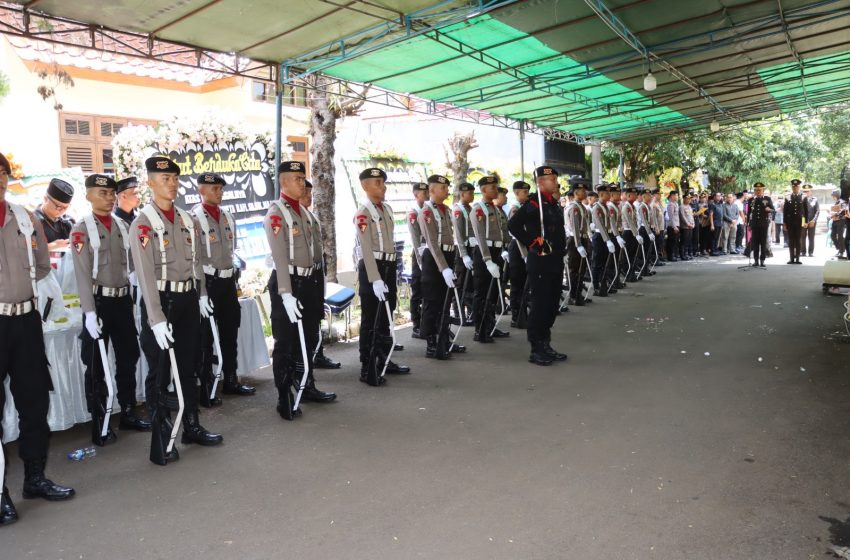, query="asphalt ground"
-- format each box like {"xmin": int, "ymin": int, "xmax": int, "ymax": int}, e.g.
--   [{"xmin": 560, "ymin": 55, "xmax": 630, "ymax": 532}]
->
[{"xmin": 3, "ymin": 242, "xmax": 850, "ymax": 560}]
